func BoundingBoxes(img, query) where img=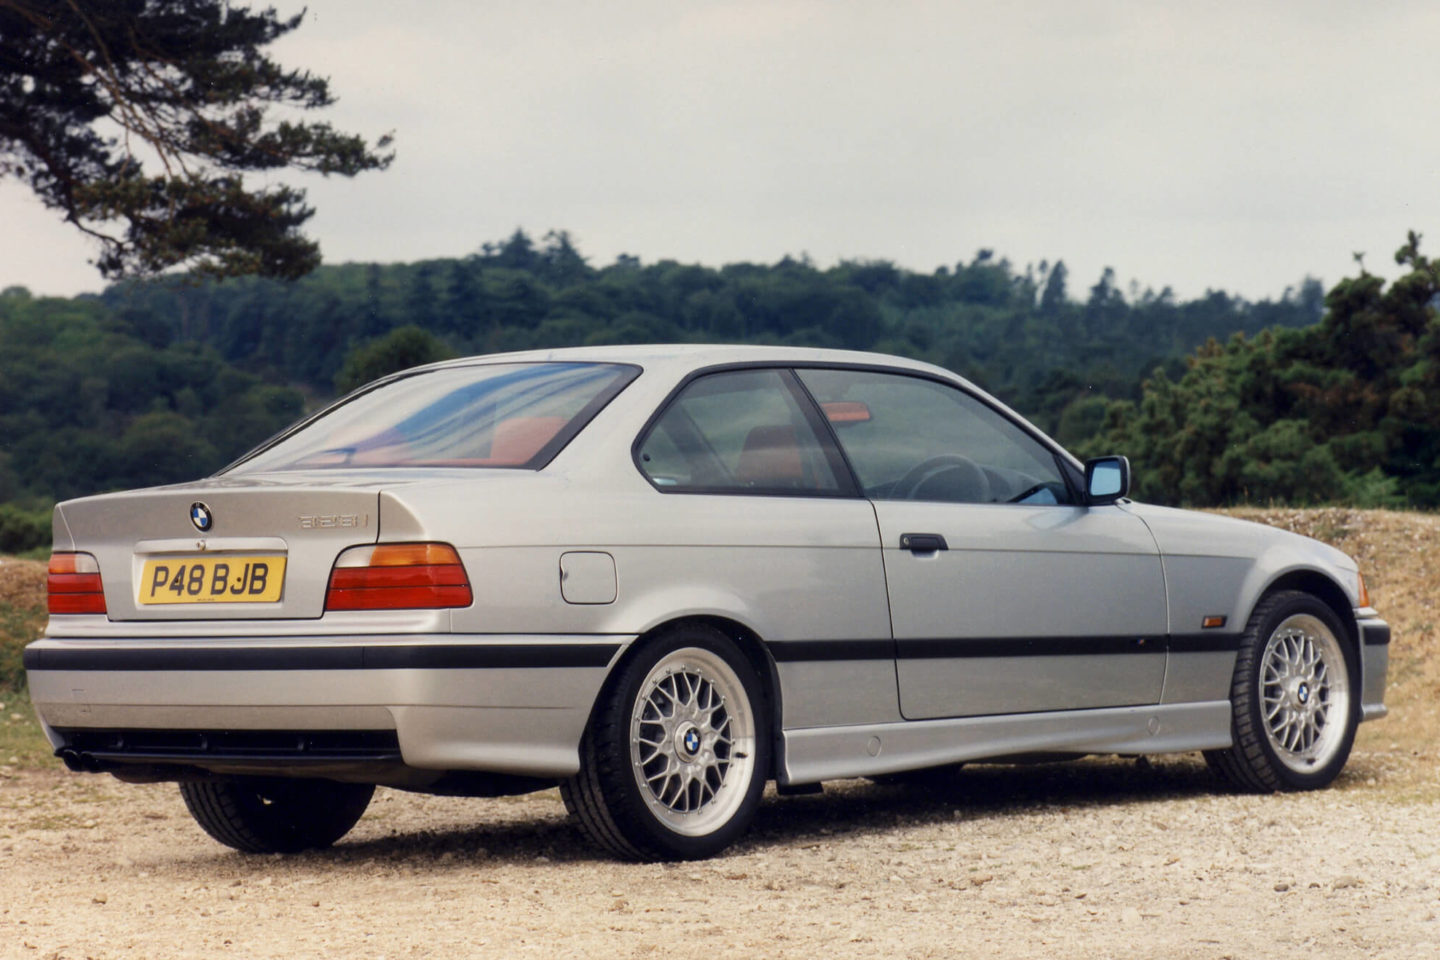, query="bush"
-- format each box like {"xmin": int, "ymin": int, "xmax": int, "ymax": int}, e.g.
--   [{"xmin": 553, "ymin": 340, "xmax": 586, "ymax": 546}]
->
[
  {"xmin": 334, "ymin": 326, "xmax": 455, "ymax": 395},
  {"xmin": 0, "ymin": 504, "xmax": 49, "ymax": 555}
]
